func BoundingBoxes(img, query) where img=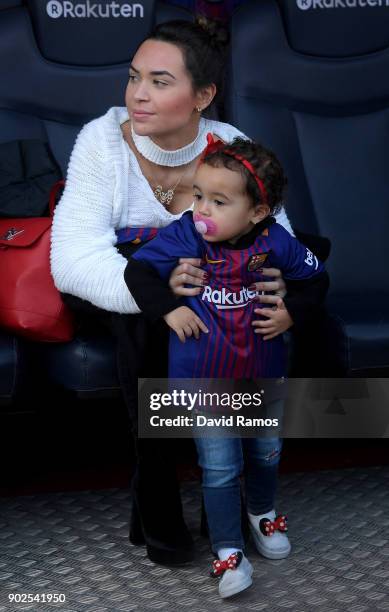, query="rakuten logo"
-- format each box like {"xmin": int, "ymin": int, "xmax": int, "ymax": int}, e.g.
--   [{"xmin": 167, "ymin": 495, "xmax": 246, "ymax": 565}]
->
[
  {"xmin": 297, "ymin": 0, "xmax": 389, "ymax": 9},
  {"xmin": 202, "ymin": 286, "xmax": 257, "ymax": 310},
  {"xmin": 46, "ymin": 0, "xmax": 144, "ymax": 19}
]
